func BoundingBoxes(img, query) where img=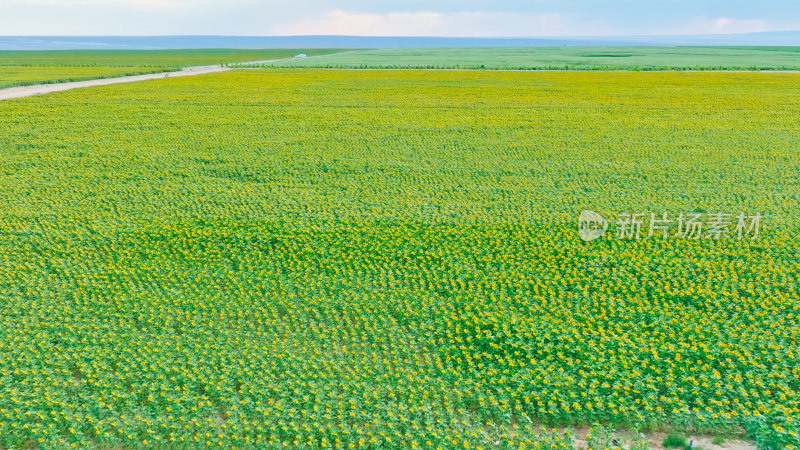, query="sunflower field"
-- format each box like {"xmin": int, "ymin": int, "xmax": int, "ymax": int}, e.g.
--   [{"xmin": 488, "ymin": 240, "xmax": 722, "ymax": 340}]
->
[{"xmin": 0, "ymin": 70, "xmax": 798, "ymax": 448}]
